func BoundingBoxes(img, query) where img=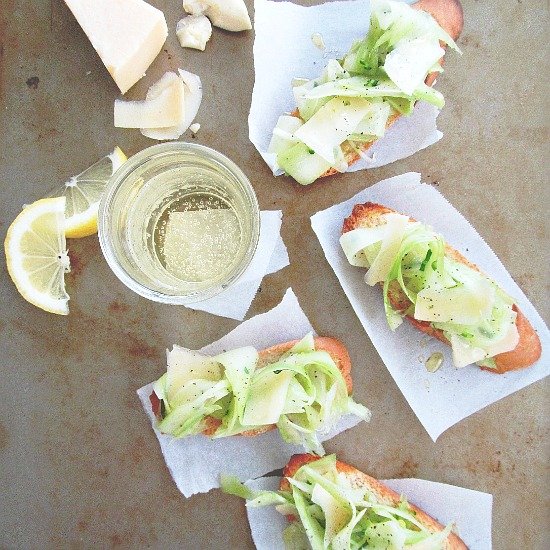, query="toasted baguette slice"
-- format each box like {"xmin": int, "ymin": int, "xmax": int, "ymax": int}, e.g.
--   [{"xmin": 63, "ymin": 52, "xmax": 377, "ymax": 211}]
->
[
  {"xmin": 281, "ymin": 454, "xmax": 468, "ymax": 550},
  {"xmin": 342, "ymin": 202, "xmax": 542, "ymax": 373},
  {"xmin": 150, "ymin": 337, "xmax": 352, "ymax": 436},
  {"xmin": 288, "ymin": 0, "xmax": 463, "ymax": 180}
]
